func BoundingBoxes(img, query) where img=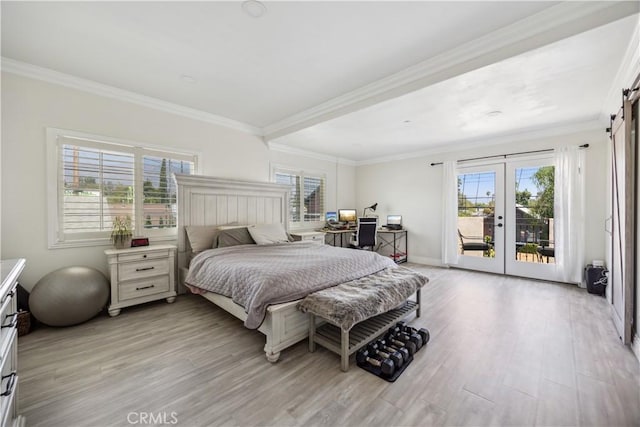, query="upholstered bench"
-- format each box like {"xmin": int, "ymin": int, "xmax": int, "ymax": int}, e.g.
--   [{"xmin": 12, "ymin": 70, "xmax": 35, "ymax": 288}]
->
[{"xmin": 297, "ymin": 266, "xmax": 428, "ymax": 371}]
